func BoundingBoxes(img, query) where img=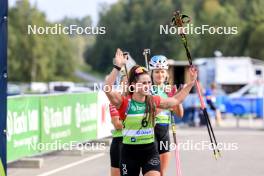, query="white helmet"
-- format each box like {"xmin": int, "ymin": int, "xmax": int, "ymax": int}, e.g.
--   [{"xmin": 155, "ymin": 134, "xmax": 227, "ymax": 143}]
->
[{"xmin": 149, "ymin": 55, "xmax": 169, "ymax": 70}]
